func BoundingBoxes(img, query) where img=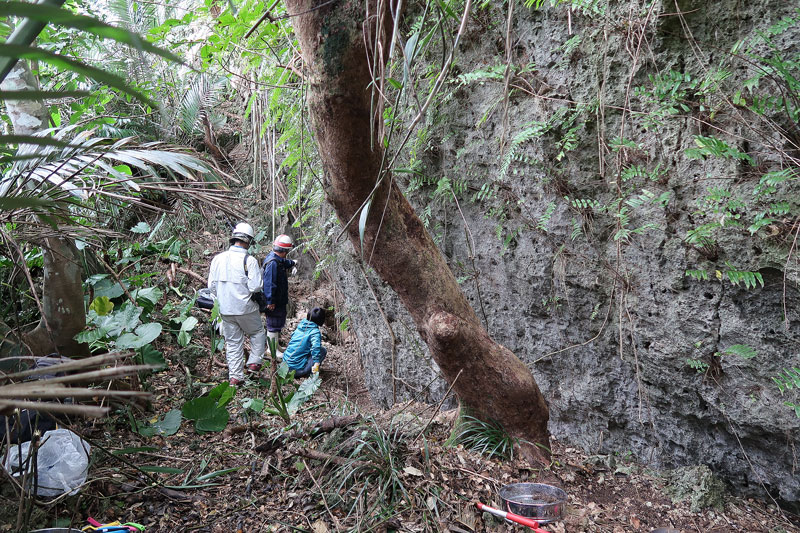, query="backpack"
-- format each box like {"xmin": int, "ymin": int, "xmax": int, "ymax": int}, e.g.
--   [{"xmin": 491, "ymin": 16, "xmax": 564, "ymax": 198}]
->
[
  {"xmin": 196, "ymin": 287, "xmax": 215, "ymax": 310},
  {"xmin": 244, "ymin": 252, "xmax": 269, "ymax": 313}
]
